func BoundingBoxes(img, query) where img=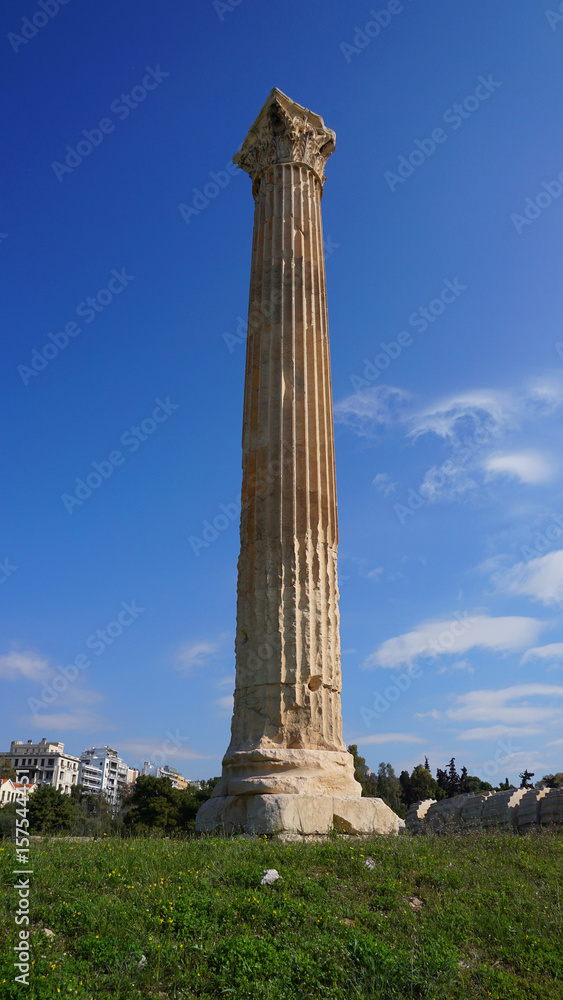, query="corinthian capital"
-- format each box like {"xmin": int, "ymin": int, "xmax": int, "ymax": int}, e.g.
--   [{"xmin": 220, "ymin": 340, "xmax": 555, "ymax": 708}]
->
[{"xmin": 233, "ymin": 88, "xmax": 336, "ymax": 191}]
